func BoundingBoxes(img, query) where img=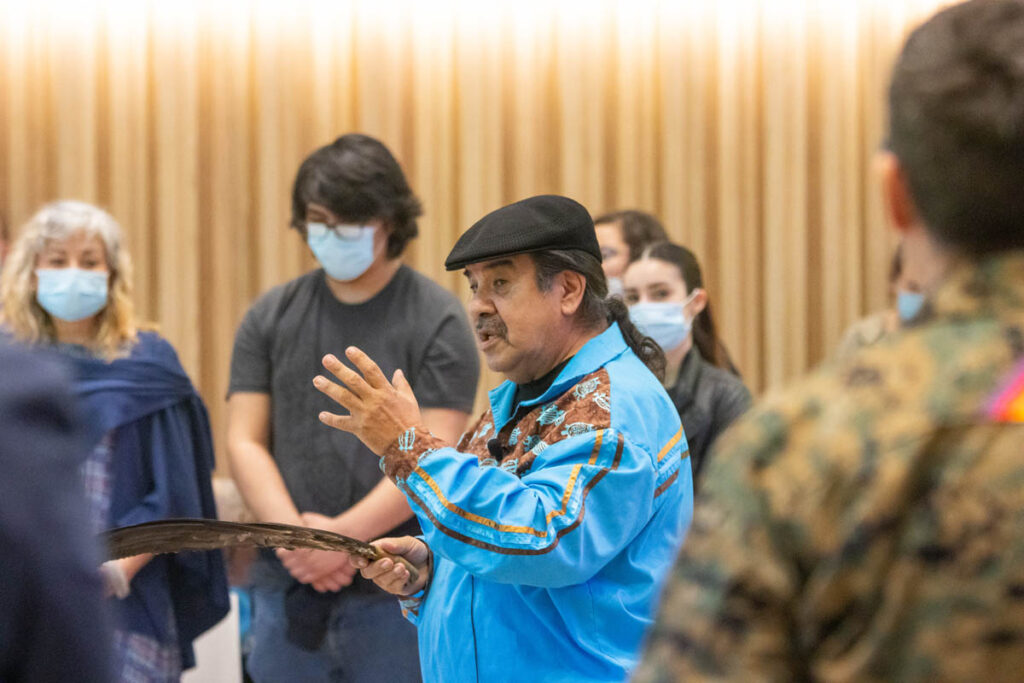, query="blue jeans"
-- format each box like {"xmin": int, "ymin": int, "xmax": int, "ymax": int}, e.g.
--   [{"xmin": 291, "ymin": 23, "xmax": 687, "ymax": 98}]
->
[{"xmin": 247, "ymin": 585, "xmax": 422, "ymax": 683}]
